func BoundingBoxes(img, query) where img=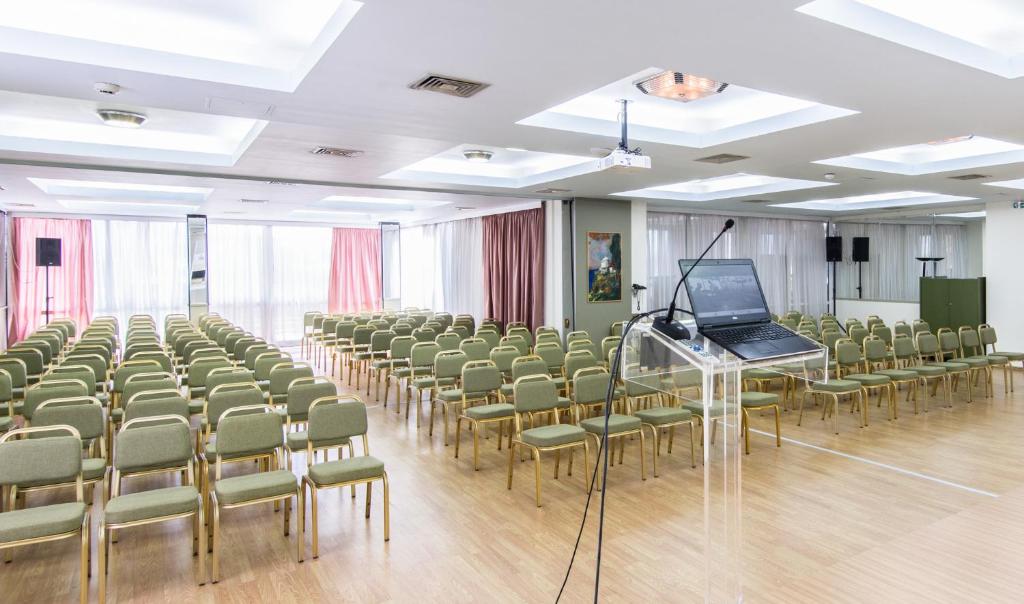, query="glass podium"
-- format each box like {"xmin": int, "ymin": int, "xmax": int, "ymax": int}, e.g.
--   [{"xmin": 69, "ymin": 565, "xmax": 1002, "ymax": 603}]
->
[{"xmin": 621, "ymin": 318, "xmax": 829, "ymax": 603}]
